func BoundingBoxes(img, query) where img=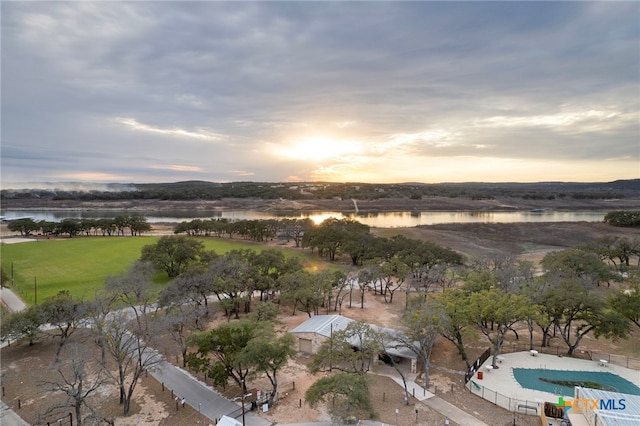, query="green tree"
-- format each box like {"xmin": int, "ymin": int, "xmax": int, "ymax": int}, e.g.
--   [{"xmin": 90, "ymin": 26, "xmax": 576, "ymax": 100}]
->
[
  {"xmin": 584, "ymin": 236, "xmax": 640, "ymax": 269},
  {"xmin": 187, "ymin": 319, "xmax": 256, "ymax": 394},
  {"xmin": 0, "ymin": 305, "xmax": 45, "ymax": 346},
  {"xmin": 249, "ymin": 248, "xmax": 302, "ymax": 302},
  {"xmin": 209, "ymin": 250, "xmax": 254, "ymax": 319},
  {"xmin": 607, "ymin": 282, "xmax": 640, "ymax": 329},
  {"xmin": 542, "ymin": 248, "xmax": 614, "ymax": 287},
  {"xmin": 140, "ymin": 235, "xmax": 207, "ymax": 277},
  {"xmin": 239, "ymin": 328, "xmax": 295, "ymax": 407},
  {"xmin": 338, "ymin": 220, "xmax": 373, "ymax": 266},
  {"xmin": 302, "ymin": 217, "xmax": 369, "ymax": 262},
  {"xmin": 310, "ymin": 321, "xmax": 381, "ymax": 374},
  {"xmin": 279, "ymin": 218, "xmax": 313, "ymax": 247},
  {"xmin": 7, "ymin": 218, "xmax": 39, "ymax": 236},
  {"xmin": 543, "ymin": 278, "xmax": 629, "ymax": 355},
  {"xmin": 397, "ymin": 238, "xmax": 464, "ymax": 293},
  {"xmin": 466, "ymin": 288, "xmax": 532, "ymax": 366},
  {"xmin": 302, "ymin": 217, "xmax": 343, "ymax": 261},
  {"xmin": 377, "ymin": 257, "xmax": 410, "ymax": 304},
  {"xmin": 279, "ymin": 270, "xmax": 333, "ymax": 317},
  {"xmin": 434, "ymin": 288, "xmax": 472, "ymax": 369},
  {"xmin": 305, "ymin": 372, "xmax": 372, "ymax": 424},
  {"xmin": 56, "ymin": 218, "xmax": 82, "ymax": 237},
  {"xmin": 128, "ymin": 215, "xmax": 151, "ymax": 236},
  {"xmin": 604, "ymin": 210, "xmax": 640, "ymax": 227},
  {"xmin": 249, "ymin": 301, "xmax": 281, "ymax": 322}
]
